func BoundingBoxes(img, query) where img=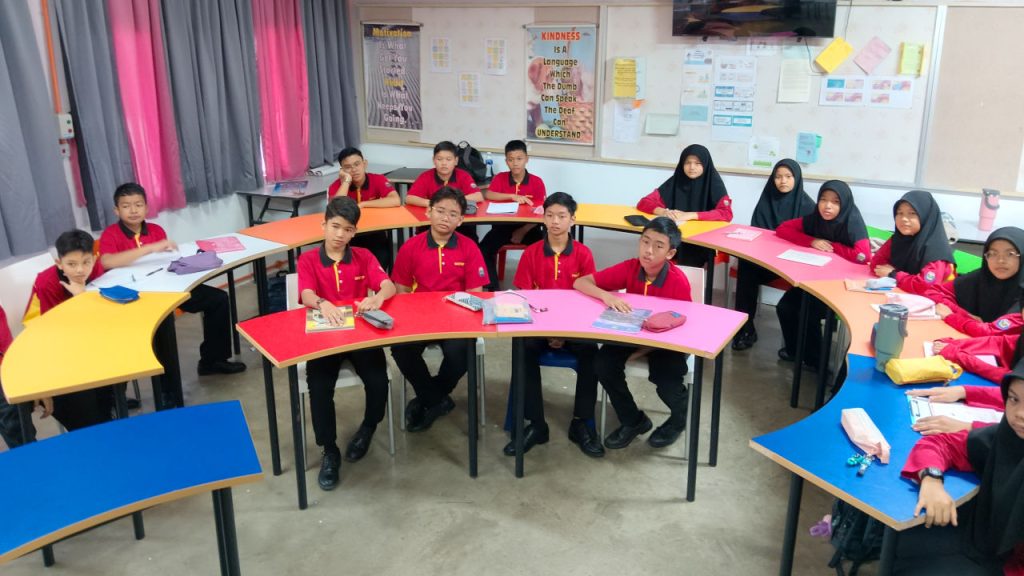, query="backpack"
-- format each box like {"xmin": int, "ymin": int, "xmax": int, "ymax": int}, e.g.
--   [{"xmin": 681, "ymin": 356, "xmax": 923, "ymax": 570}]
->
[
  {"xmin": 456, "ymin": 140, "xmax": 488, "ymax": 185},
  {"xmin": 828, "ymin": 499, "xmax": 885, "ymax": 576},
  {"xmin": 266, "ymin": 271, "xmax": 289, "ymax": 313}
]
